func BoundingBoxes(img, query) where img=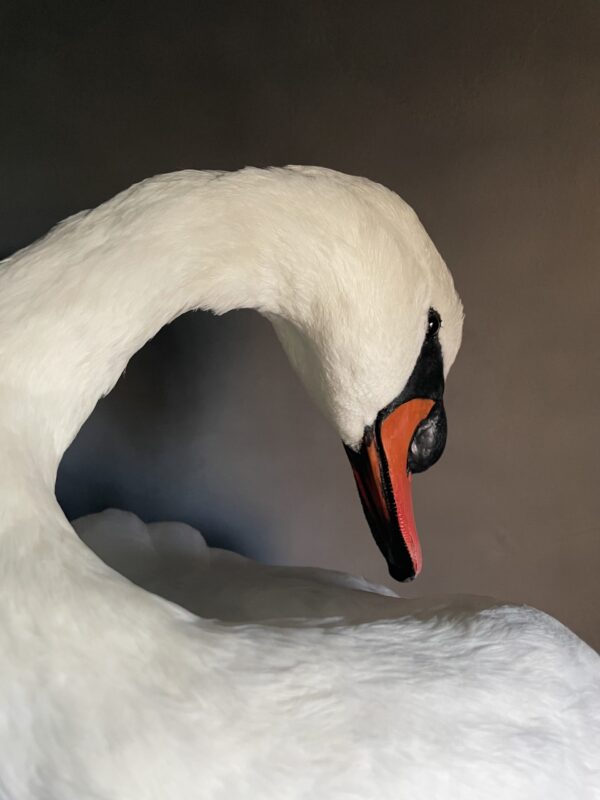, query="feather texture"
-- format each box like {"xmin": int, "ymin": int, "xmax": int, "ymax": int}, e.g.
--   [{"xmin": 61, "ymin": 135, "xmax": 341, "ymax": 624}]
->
[{"xmin": 0, "ymin": 167, "xmax": 597, "ymax": 799}]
